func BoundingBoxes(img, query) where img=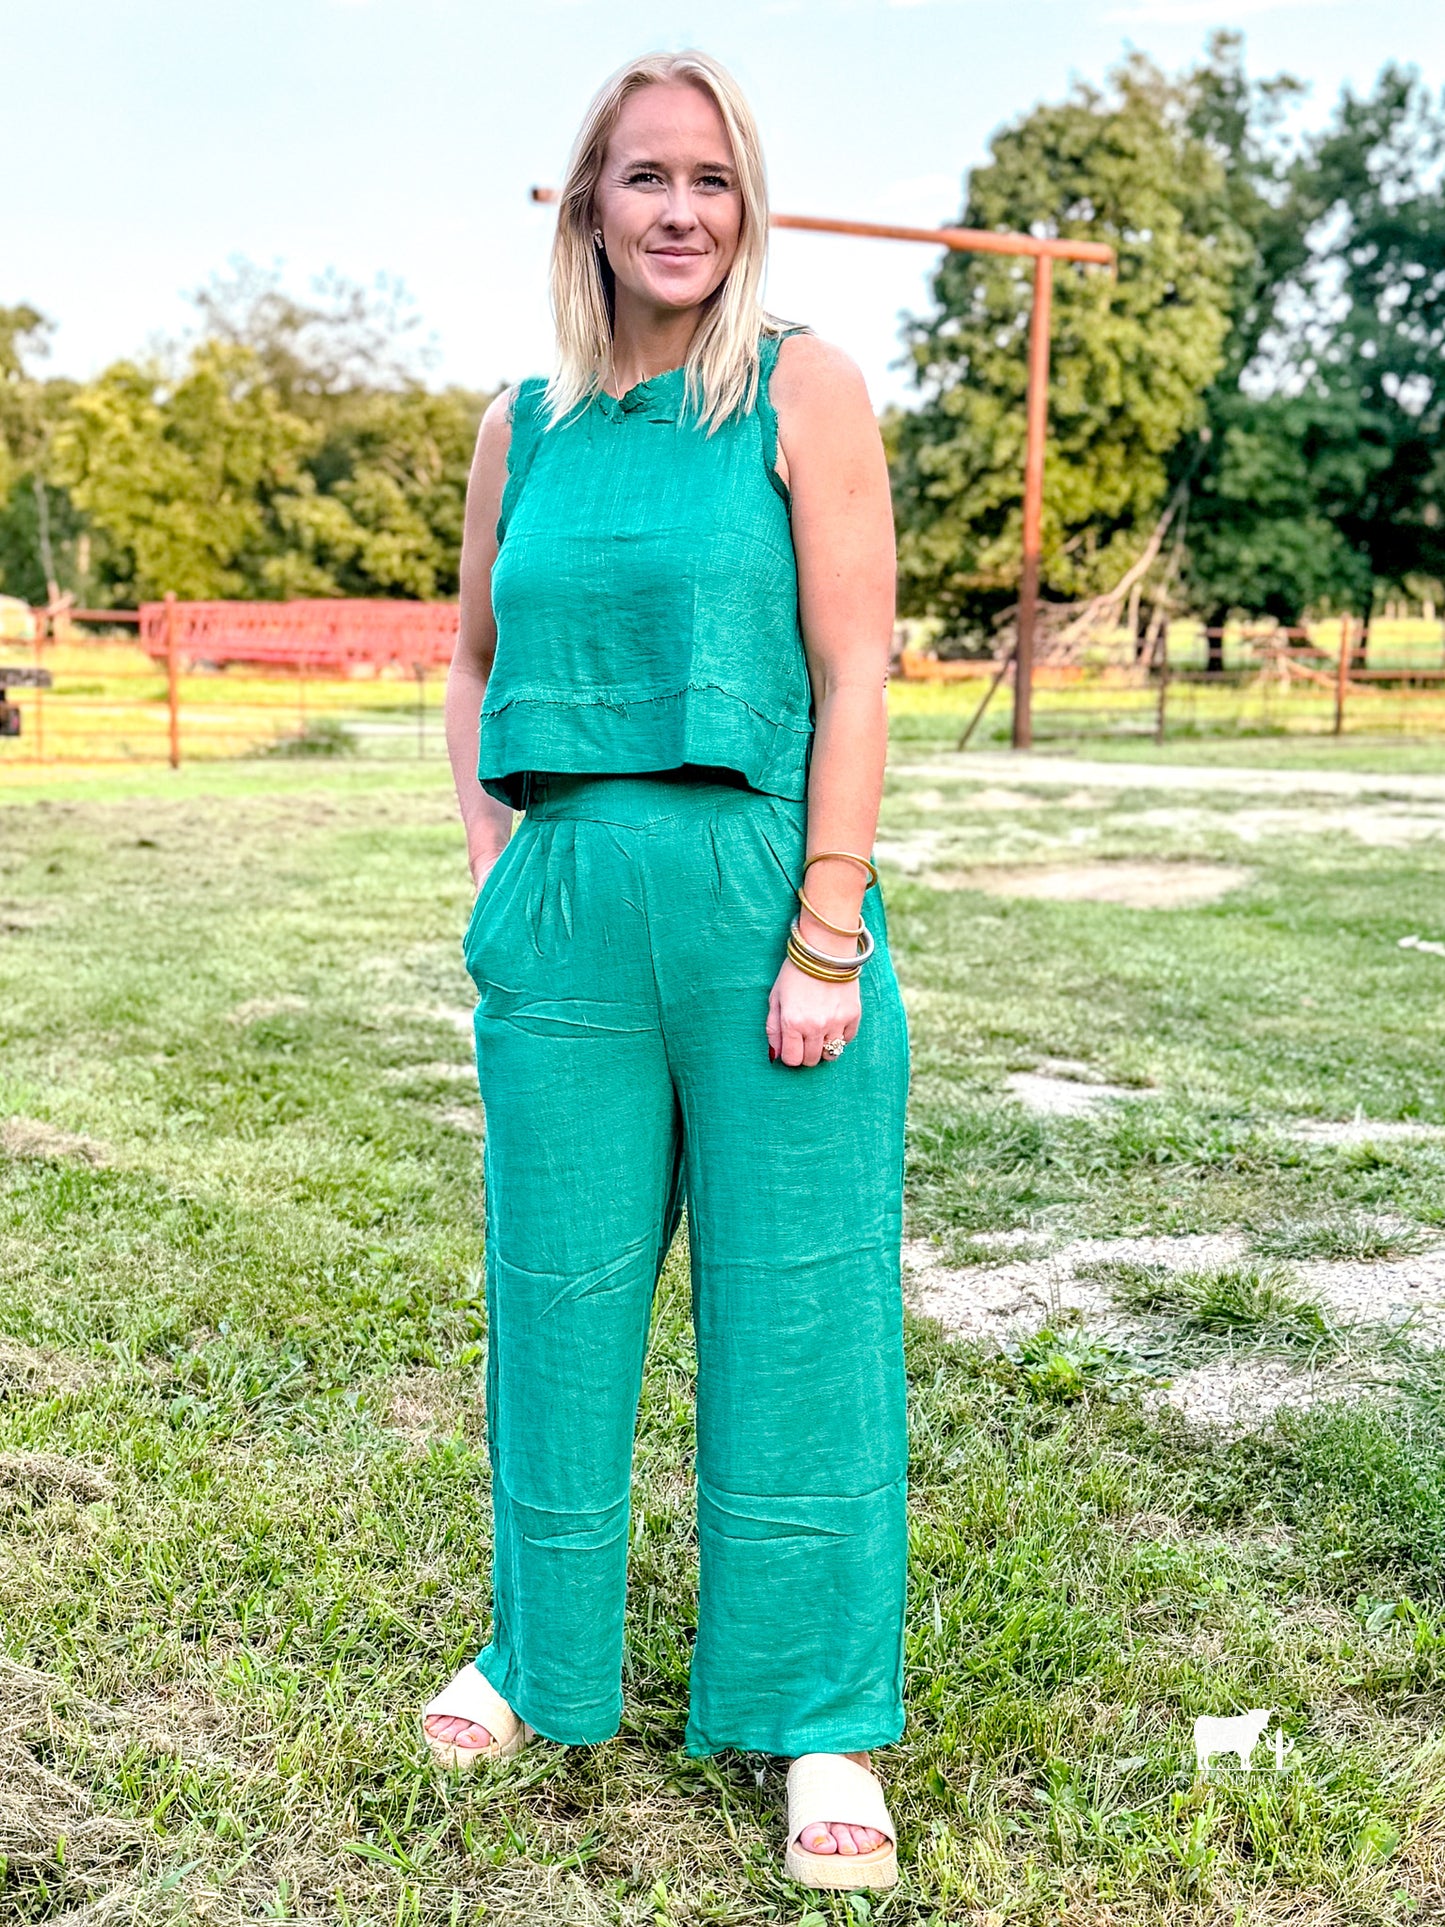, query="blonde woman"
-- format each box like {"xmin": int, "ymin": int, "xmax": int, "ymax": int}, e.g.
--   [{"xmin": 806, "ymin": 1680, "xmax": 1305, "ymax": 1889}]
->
[{"xmin": 430, "ymin": 50, "xmax": 909, "ymax": 1893}]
